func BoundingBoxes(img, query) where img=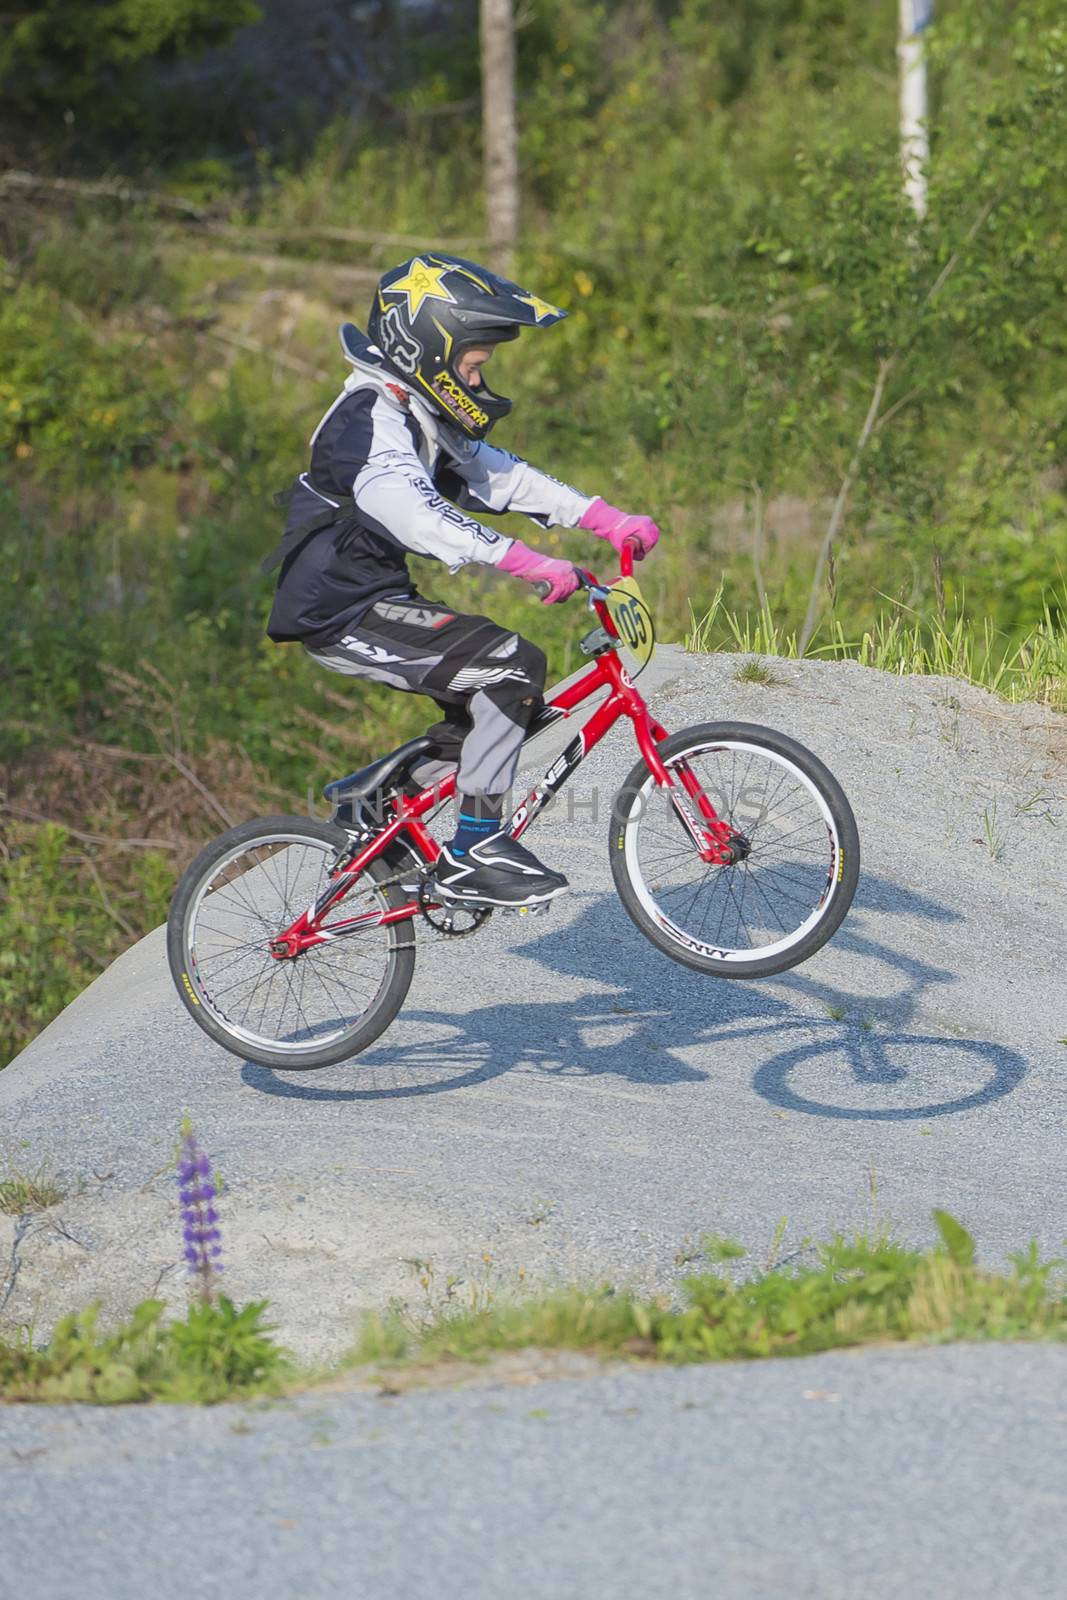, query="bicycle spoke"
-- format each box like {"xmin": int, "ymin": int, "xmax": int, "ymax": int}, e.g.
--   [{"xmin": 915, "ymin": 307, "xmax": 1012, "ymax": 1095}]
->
[
  {"xmin": 626, "ymin": 737, "xmax": 841, "ymax": 961},
  {"xmin": 191, "ymin": 925, "xmax": 269, "ymax": 951},
  {"xmin": 181, "ymin": 825, "xmax": 403, "ymax": 1057},
  {"xmin": 209, "ymin": 868, "xmax": 277, "ymax": 933},
  {"xmin": 303, "ymin": 955, "xmax": 365, "ymax": 1028},
  {"xmin": 740, "ymin": 861, "xmax": 791, "ymax": 936},
  {"xmin": 191, "ymin": 946, "xmax": 270, "ymax": 984}
]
